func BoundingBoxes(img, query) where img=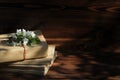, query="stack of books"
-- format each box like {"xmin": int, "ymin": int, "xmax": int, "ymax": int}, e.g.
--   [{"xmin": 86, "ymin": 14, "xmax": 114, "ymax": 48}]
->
[{"xmin": 0, "ymin": 31, "xmax": 56, "ymax": 76}]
